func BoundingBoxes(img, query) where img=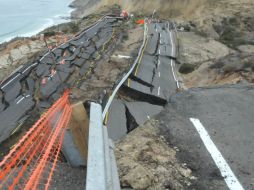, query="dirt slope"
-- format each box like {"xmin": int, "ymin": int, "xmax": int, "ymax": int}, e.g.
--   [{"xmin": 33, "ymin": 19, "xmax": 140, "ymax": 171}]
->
[{"xmin": 102, "ymin": 0, "xmax": 207, "ymax": 18}]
